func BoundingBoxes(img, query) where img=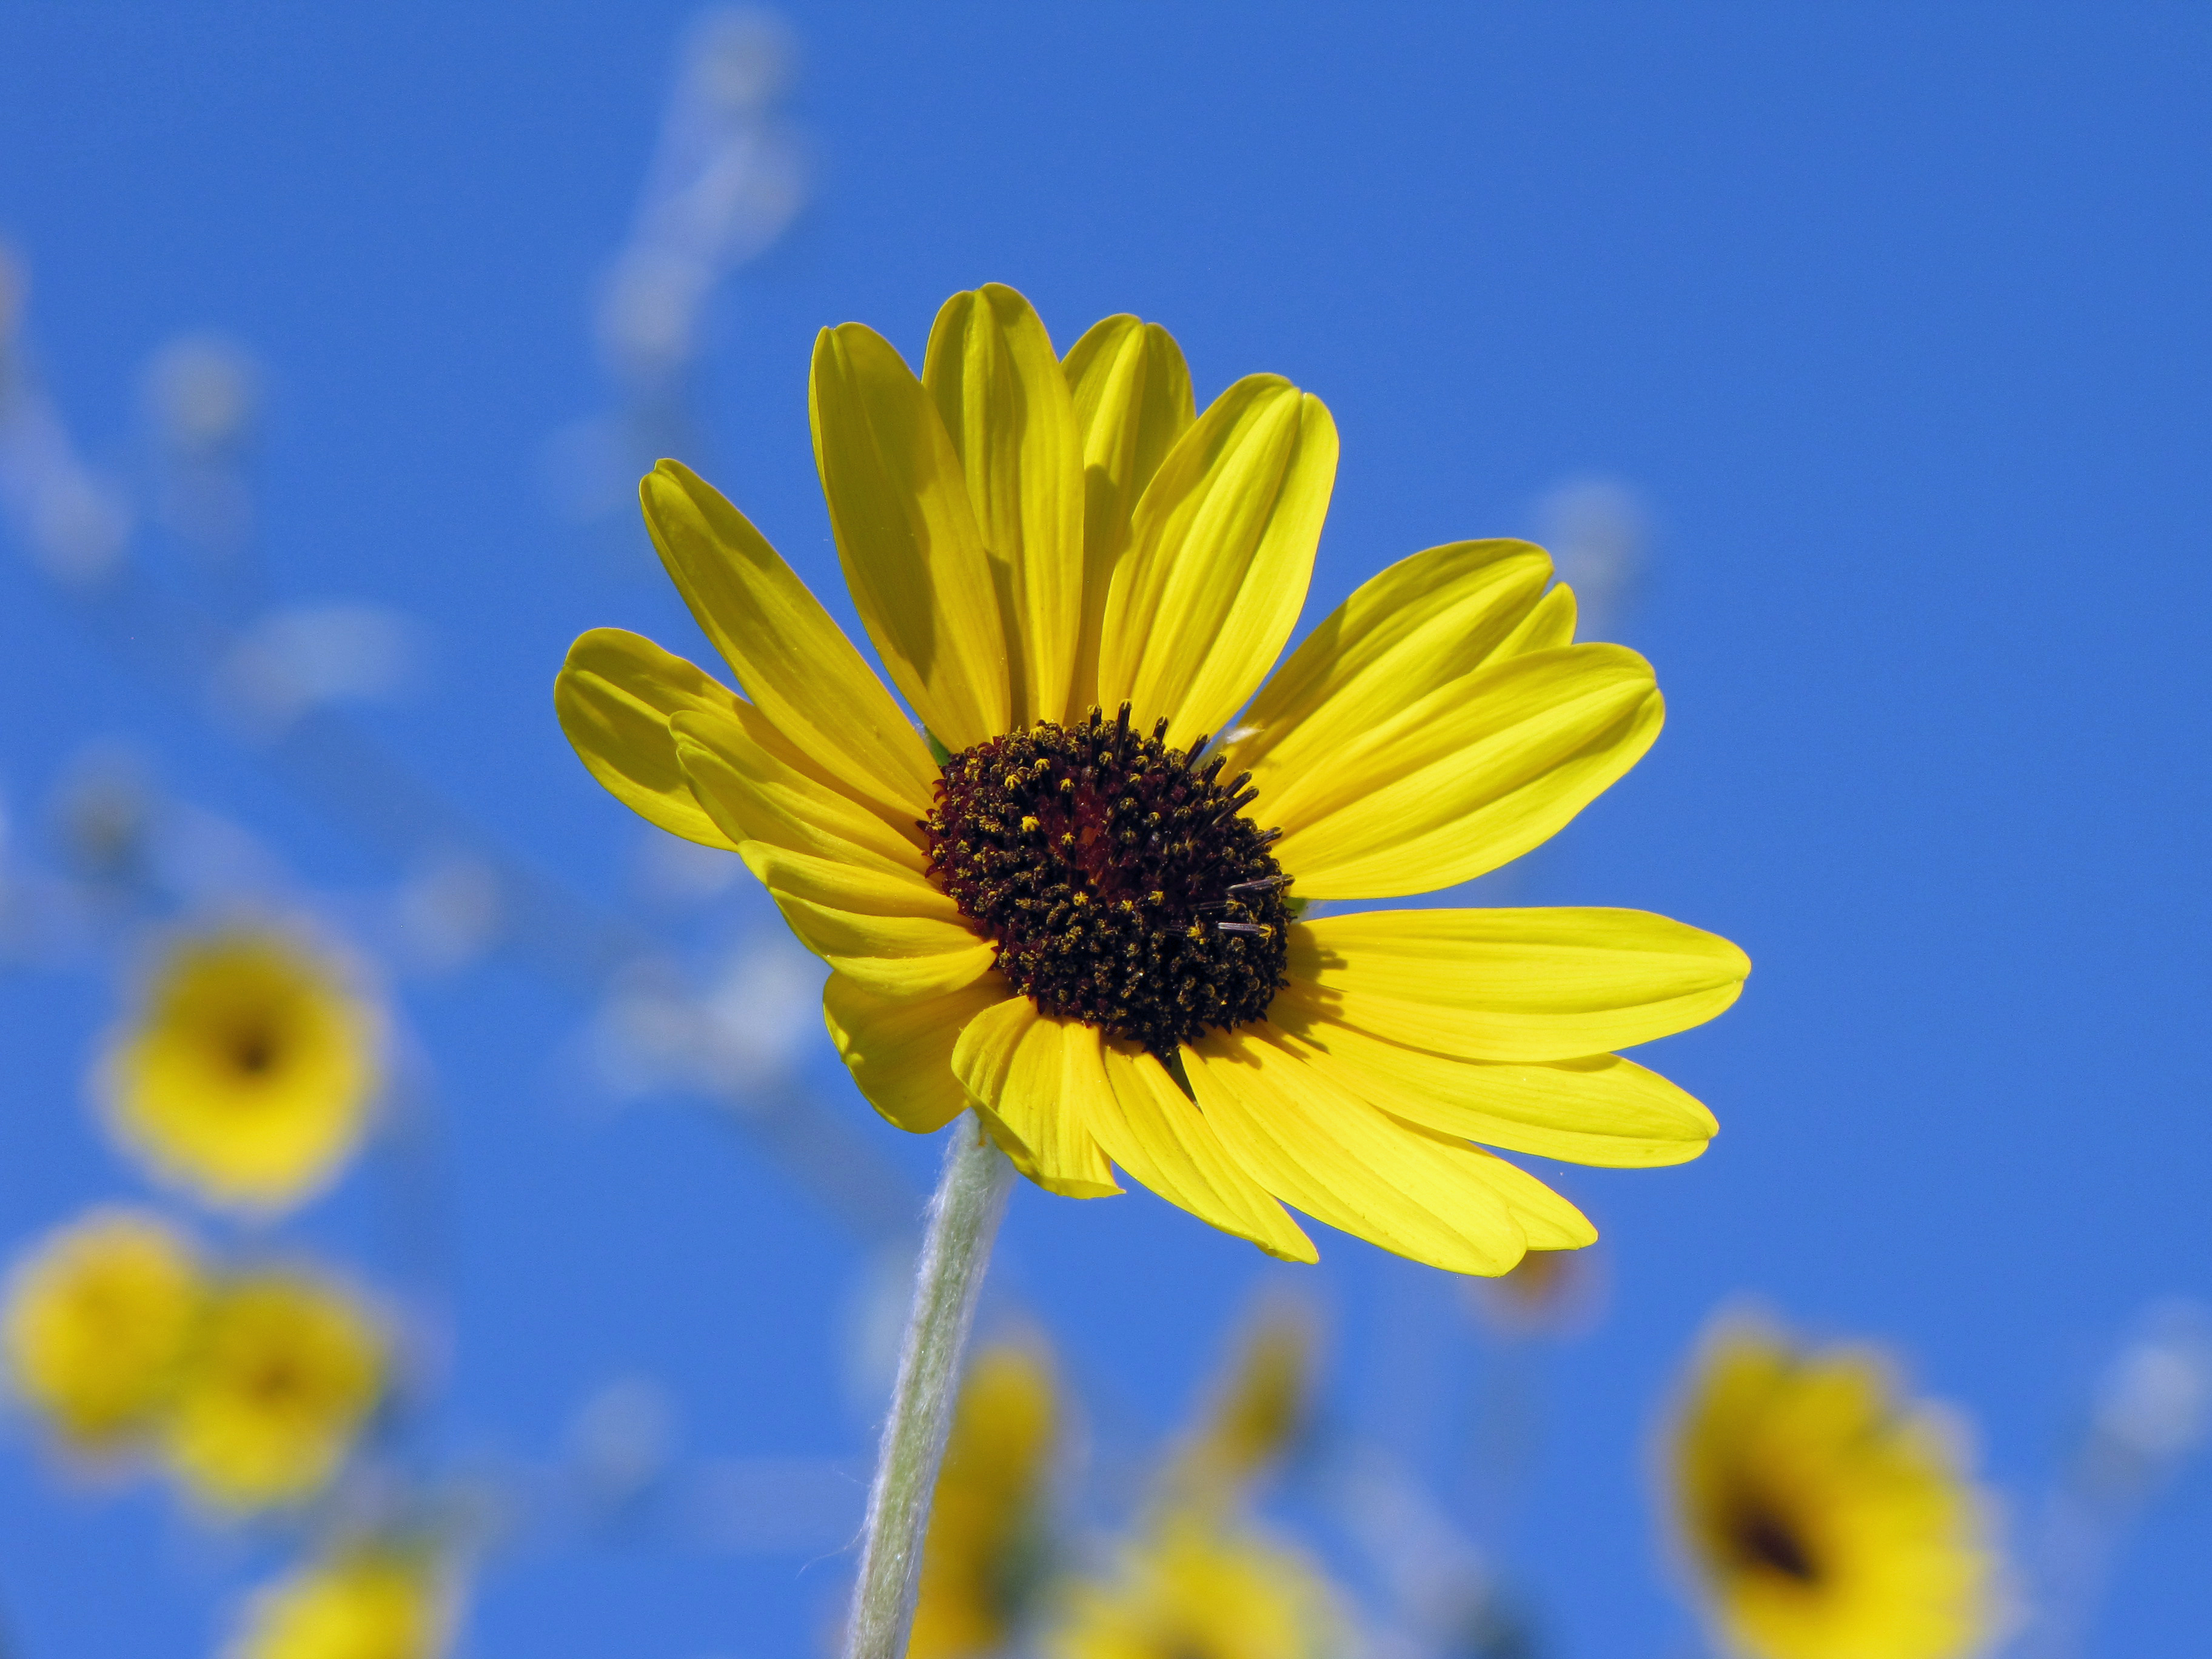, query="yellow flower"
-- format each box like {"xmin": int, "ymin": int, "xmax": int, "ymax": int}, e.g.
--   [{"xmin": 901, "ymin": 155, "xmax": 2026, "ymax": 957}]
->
[
  {"xmin": 556, "ymin": 283, "xmax": 1749, "ymax": 1275},
  {"xmin": 1170, "ymin": 1303, "xmax": 1314, "ymax": 1506},
  {"xmin": 2, "ymin": 1207, "xmax": 204, "ymax": 1451},
  {"xmin": 101, "ymin": 928, "xmax": 383, "ymax": 1215},
  {"xmin": 167, "ymin": 1267, "xmax": 386, "ymax": 1512},
  {"xmin": 1044, "ymin": 1513, "xmax": 1347, "ymax": 1659},
  {"xmin": 911, "ymin": 1341, "xmax": 1060, "ymax": 1659},
  {"xmin": 1666, "ymin": 1318, "xmax": 2000, "ymax": 1659},
  {"xmin": 225, "ymin": 1546, "xmax": 450, "ymax": 1659}
]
